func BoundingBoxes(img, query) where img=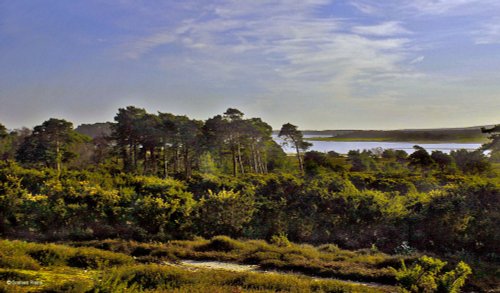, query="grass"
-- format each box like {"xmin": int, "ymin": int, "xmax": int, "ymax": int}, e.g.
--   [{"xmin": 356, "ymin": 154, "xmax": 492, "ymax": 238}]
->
[
  {"xmin": 74, "ymin": 236, "xmax": 409, "ymax": 286},
  {"xmin": 96, "ymin": 263, "xmax": 389, "ymax": 292},
  {"xmin": 0, "ymin": 240, "xmax": 134, "ymax": 269},
  {"xmin": 0, "ymin": 238, "xmax": 397, "ymax": 292},
  {"xmin": 3, "ymin": 236, "xmax": 490, "ymax": 292}
]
